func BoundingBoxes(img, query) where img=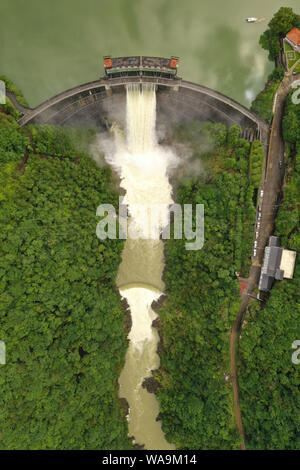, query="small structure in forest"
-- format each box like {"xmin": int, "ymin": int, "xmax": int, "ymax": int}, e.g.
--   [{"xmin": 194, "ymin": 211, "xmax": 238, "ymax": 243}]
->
[
  {"xmin": 259, "ymin": 236, "xmax": 297, "ymax": 292},
  {"xmin": 285, "ymin": 27, "xmax": 300, "ymax": 53}
]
